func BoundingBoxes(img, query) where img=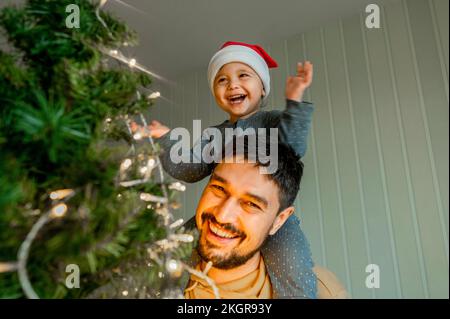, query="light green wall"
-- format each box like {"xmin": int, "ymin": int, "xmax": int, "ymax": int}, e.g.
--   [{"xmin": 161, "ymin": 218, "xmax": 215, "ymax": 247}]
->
[{"xmin": 150, "ymin": 0, "xmax": 448, "ymax": 298}]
